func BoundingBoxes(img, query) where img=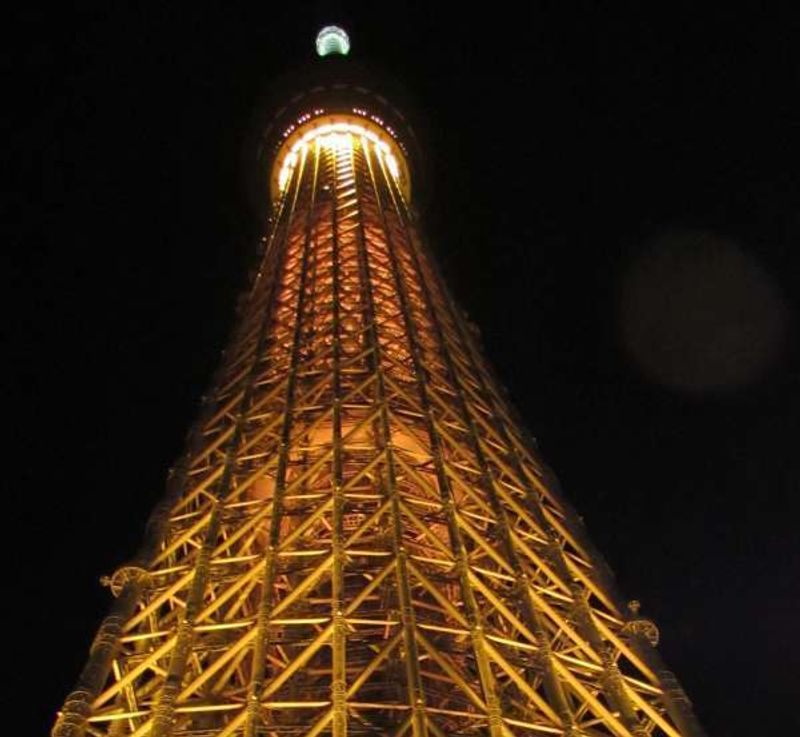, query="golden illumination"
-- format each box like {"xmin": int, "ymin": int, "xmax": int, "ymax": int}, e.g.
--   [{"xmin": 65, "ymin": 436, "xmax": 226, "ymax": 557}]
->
[
  {"xmin": 271, "ymin": 113, "xmax": 410, "ymax": 203},
  {"xmin": 54, "ymin": 44, "xmax": 704, "ymax": 737}
]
